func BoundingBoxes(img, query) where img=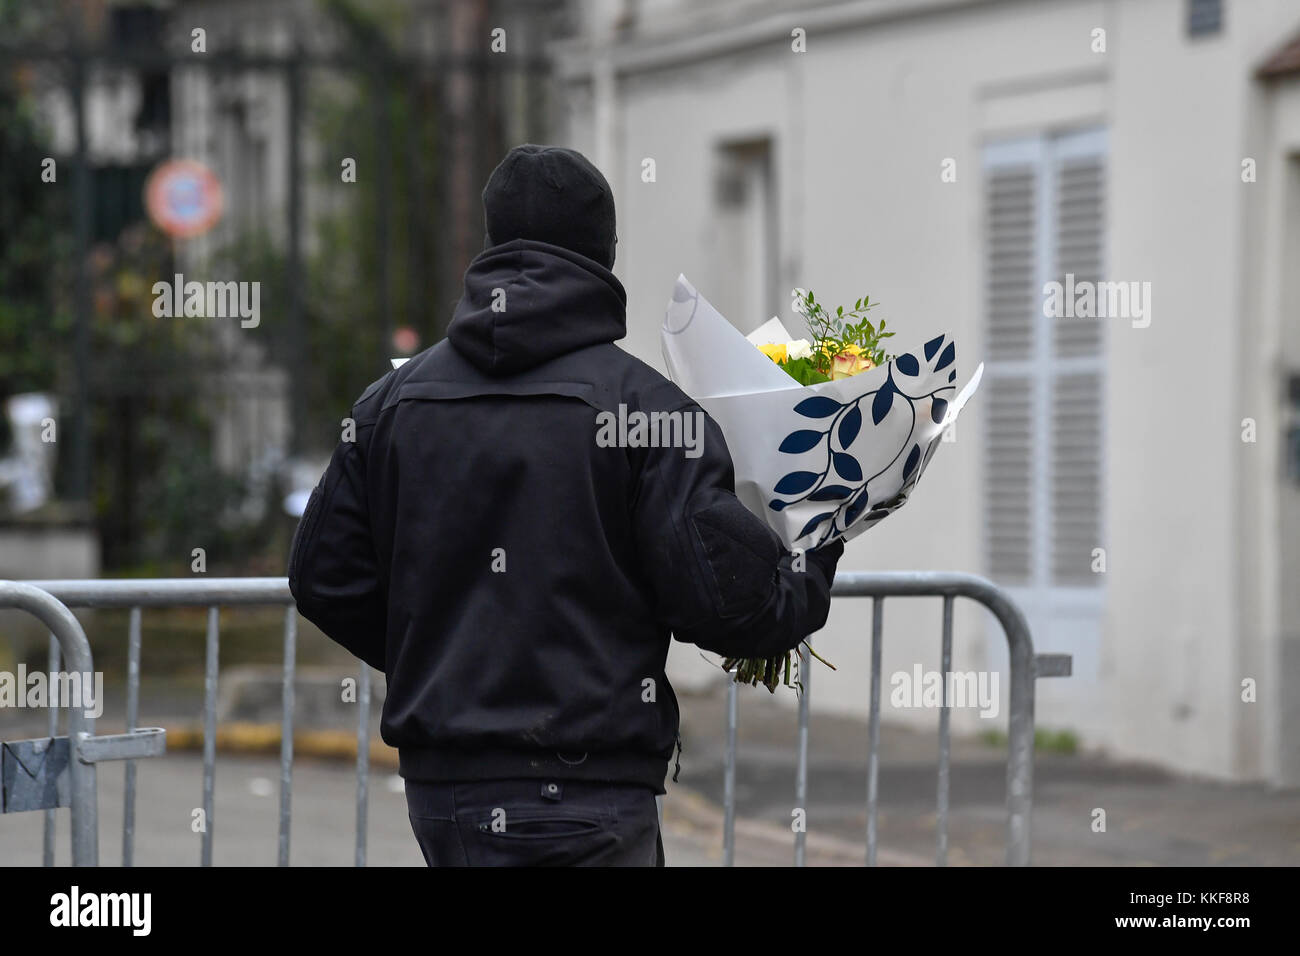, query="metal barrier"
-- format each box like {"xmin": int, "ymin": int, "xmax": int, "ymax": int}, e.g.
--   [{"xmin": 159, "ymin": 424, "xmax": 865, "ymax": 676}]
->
[
  {"xmin": 5, "ymin": 573, "xmax": 1065, "ymax": 866},
  {"xmin": 722, "ymin": 571, "xmax": 1072, "ymax": 867},
  {"xmin": 0, "ymin": 581, "xmax": 167, "ymax": 866},
  {"xmin": 9, "ymin": 578, "xmax": 373, "ymax": 867}
]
